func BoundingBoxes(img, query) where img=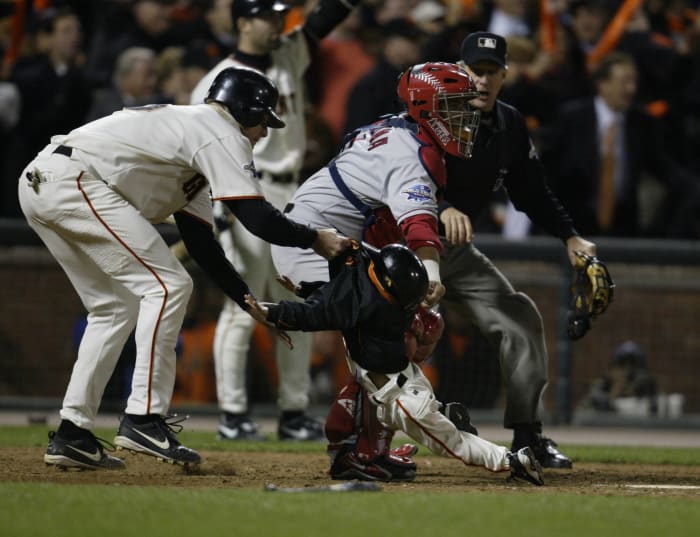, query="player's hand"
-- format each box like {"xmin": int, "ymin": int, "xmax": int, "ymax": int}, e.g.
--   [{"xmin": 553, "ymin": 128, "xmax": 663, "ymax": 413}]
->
[
  {"xmin": 244, "ymin": 294, "xmax": 294, "ymax": 350},
  {"xmin": 244, "ymin": 293, "xmax": 270, "ymax": 322},
  {"xmin": 565, "ymin": 236, "xmax": 596, "ymax": 267},
  {"xmin": 276, "ymin": 274, "xmax": 301, "ymax": 295},
  {"xmin": 421, "ymin": 281, "xmax": 445, "ymax": 308},
  {"xmin": 440, "ymin": 207, "xmax": 473, "ymax": 245},
  {"xmin": 312, "ymin": 228, "xmax": 351, "ymax": 260}
]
